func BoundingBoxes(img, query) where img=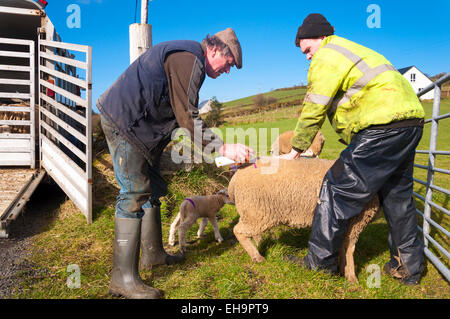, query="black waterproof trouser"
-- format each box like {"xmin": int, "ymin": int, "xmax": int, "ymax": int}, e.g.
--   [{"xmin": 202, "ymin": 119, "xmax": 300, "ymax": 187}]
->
[{"xmin": 305, "ymin": 124, "xmax": 425, "ymax": 278}]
